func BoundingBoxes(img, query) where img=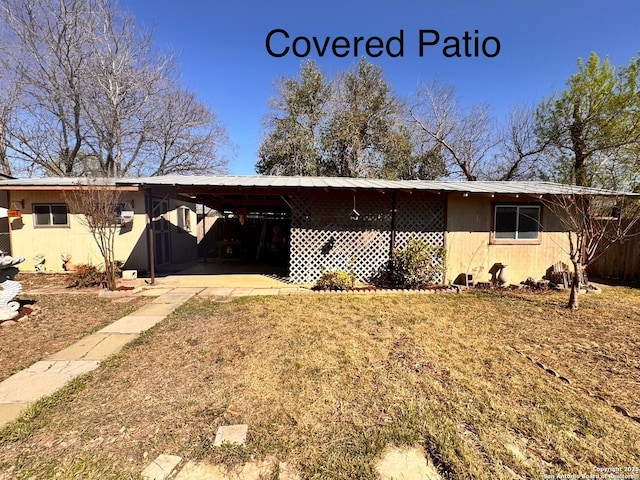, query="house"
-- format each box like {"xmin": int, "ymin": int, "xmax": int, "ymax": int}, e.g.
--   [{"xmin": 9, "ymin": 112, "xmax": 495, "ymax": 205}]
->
[{"xmin": 0, "ymin": 175, "xmax": 625, "ymax": 285}]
